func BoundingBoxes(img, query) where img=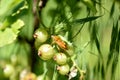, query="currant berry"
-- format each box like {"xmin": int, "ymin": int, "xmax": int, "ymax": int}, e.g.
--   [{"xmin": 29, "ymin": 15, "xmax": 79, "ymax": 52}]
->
[
  {"xmin": 38, "ymin": 44, "xmax": 55, "ymax": 60},
  {"xmin": 34, "ymin": 28, "xmax": 48, "ymax": 43},
  {"xmin": 57, "ymin": 64, "xmax": 70, "ymax": 75},
  {"xmin": 54, "ymin": 53, "xmax": 67, "ymax": 65},
  {"xmin": 3, "ymin": 64, "xmax": 14, "ymax": 77},
  {"xmin": 24, "ymin": 72, "xmax": 37, "ymax": 80}
]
